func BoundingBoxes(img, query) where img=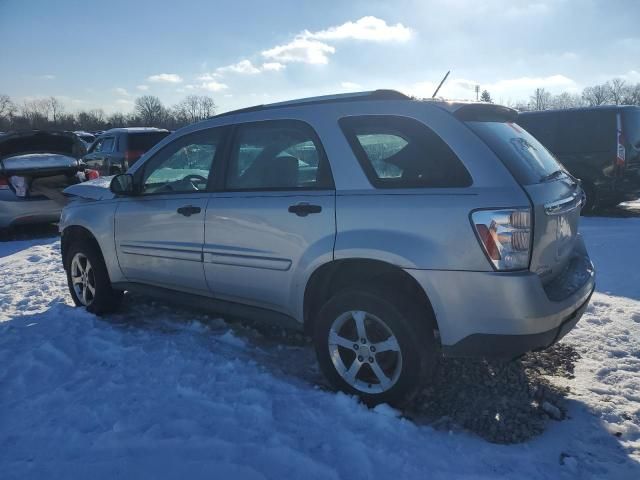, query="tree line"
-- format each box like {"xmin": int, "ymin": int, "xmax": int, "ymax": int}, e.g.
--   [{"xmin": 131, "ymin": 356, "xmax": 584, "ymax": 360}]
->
[
  {"xmin": 0, "ymin": 94, "xmax": 216, "ymax": 132},
  {"xmin": 482, "ymin": 78, "xmax": 640, "ymax": 111},
  {"xmin": 2, "ymin": 77, "xmax": 640, "ymax": 133}
]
